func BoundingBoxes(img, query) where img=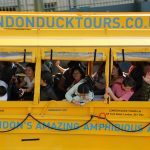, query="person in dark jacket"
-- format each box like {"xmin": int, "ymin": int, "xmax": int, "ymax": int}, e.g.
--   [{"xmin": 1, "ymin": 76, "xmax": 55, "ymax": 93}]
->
[
  {"xmin": 129, "ymin": 70, "xmax": 150, "ymax": 101},
  {"xmin": 128, "ymin": 62, "xmax": 144, "ymax": 92},
  {"xmin": 40, "ymin": 71, "xmax": 58, "ymax": 101}
]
